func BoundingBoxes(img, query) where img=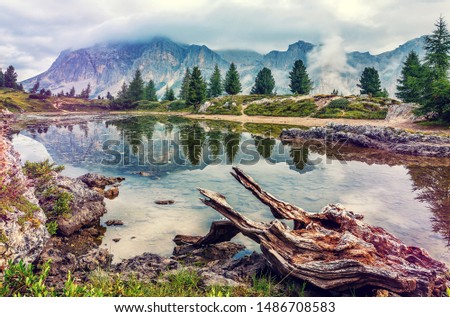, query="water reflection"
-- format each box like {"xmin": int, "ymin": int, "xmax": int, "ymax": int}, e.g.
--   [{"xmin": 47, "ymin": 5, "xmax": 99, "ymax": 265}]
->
[
  {"xmin": 11, "ymin": 114, "xmax": 450, "ymax": 264},
  {"xmin": 408, "ymin": 165, "xmax": 450, "ymax": 246}
]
